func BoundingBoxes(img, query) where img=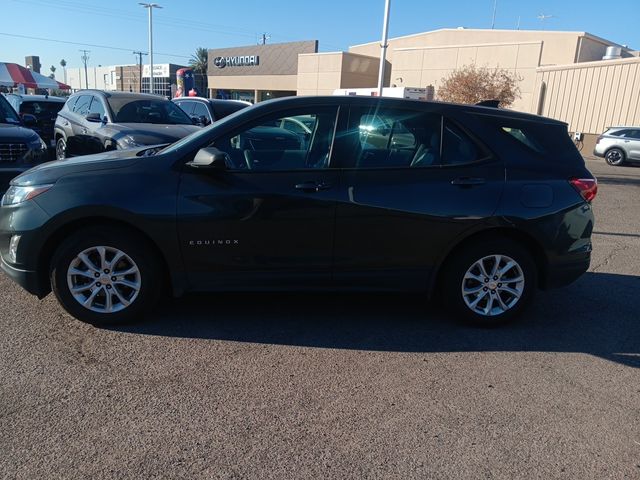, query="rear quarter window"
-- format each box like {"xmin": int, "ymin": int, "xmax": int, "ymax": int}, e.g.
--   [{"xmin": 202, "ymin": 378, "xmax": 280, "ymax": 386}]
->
[{"xmin": 501, "ymin": 127, "xmax": 545, "ymax": 154}]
